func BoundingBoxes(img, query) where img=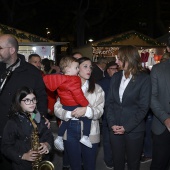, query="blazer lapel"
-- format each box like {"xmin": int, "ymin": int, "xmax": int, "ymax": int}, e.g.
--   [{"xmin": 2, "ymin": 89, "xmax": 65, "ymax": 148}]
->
[
  {"xmin": 115, "ymin": 72, "xmax": 123, "ymax": 103},
  {"xmin": 122, "ymin": 76, "xmax": 136, "ymax": 103}
]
